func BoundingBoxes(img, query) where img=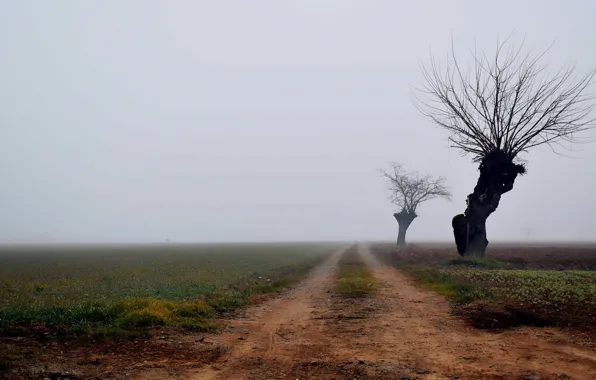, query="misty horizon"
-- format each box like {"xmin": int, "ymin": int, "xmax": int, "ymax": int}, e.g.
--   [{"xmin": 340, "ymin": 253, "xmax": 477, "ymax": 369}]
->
[{"xmin": 2, "ymin": 1, "xmax": 596, "ymax": 244}]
